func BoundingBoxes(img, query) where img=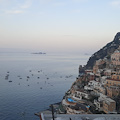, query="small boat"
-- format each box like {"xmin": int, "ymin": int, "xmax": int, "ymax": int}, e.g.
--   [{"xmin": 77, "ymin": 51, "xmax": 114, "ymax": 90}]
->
[{"xmin": 9, "ymin": 80, "xmax": 12, "ymax": 82}]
